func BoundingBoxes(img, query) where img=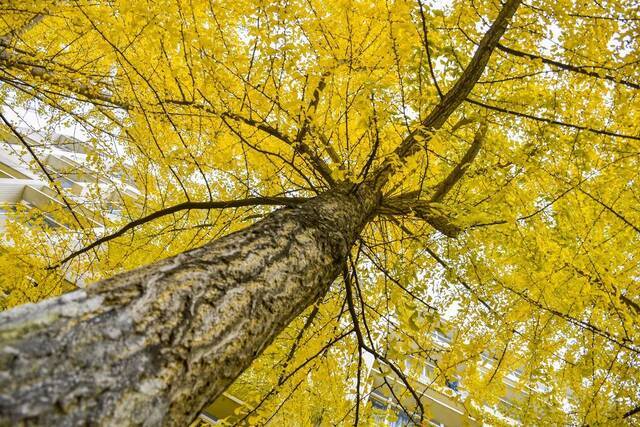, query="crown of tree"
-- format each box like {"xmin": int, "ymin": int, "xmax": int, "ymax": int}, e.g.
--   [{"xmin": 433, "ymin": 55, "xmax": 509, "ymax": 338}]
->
[{"xmin": 0, "ymin": 0, "xmax": 639, "ymax": 425}]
